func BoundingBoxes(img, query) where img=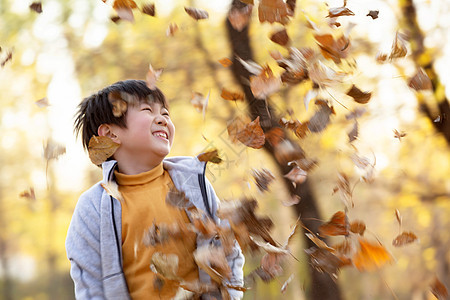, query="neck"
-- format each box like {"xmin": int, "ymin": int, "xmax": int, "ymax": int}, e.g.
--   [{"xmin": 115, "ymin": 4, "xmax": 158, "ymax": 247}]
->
[{"xmin": 114, "ymin": 155, "xmax": 163, "ymax": 175}]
